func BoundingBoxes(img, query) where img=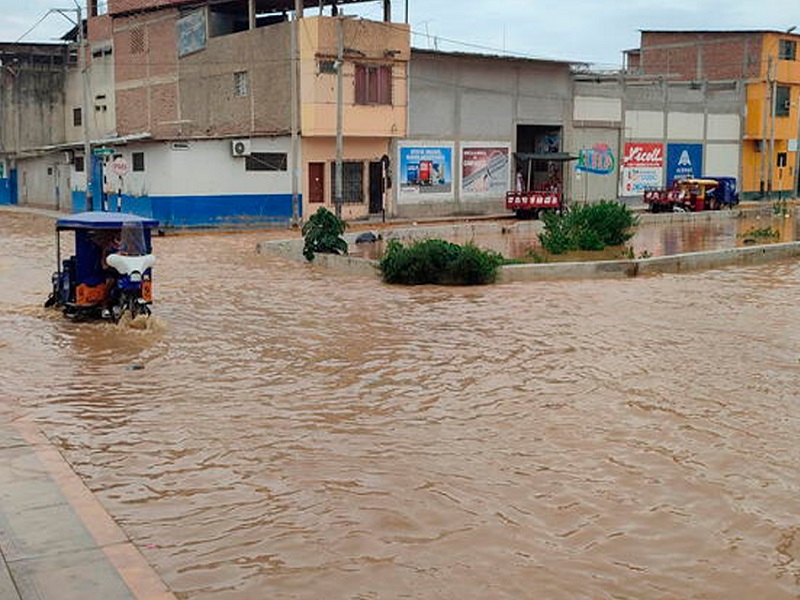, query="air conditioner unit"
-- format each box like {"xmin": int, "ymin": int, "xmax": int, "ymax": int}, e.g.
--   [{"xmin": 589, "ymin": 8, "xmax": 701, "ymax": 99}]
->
[{"xmin": 231, "ymin": 139, "xmax": 251, "ymax": 157}]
